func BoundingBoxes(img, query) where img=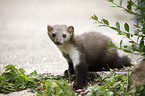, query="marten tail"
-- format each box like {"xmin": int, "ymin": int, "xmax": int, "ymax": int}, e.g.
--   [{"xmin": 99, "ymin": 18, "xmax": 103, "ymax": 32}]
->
[{"xmin": 121, "ymin": 55, "xmax": 131, "ymax": 67}]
